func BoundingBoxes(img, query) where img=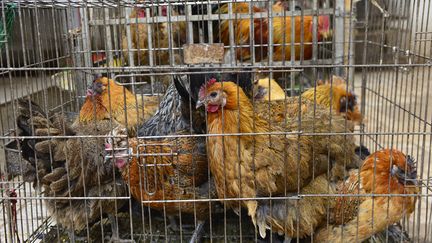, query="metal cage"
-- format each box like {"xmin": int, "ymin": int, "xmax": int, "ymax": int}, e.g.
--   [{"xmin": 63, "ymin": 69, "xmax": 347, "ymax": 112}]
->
[{"xmin": 0, "ymin": 0, "xmax": 431, "ymax": 242}]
